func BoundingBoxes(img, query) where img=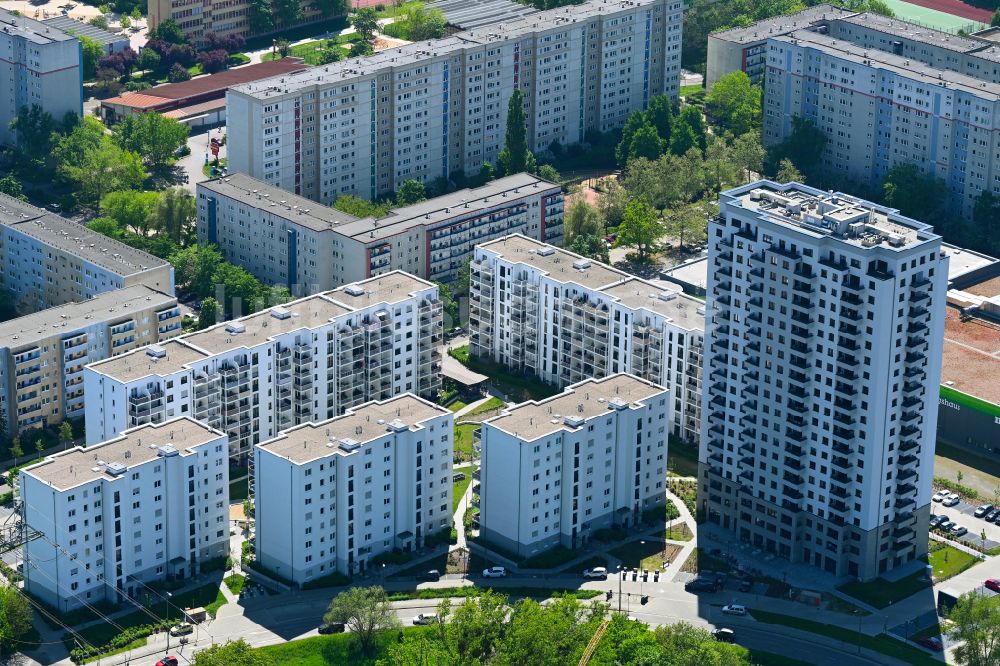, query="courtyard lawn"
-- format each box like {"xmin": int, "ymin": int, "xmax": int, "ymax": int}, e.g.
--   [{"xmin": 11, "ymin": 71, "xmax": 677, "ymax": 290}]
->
[
  {"xmin": 837, "ymin": 572, "xmax": 930, "ymax": 609},
  {"xmin": 454, "ymin": 423, "xmax": 478, "ymax": 461},
  {"xmin": 609, "ymin": 541, "xmax": 682, "ymax": 571},
  {"xmin": 452, "ymin": 469, "xmax": 473, "ymax": 512},
  {"xmin": 928, "ymin": 541, "xmax": 980, "ymax": 581}
]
